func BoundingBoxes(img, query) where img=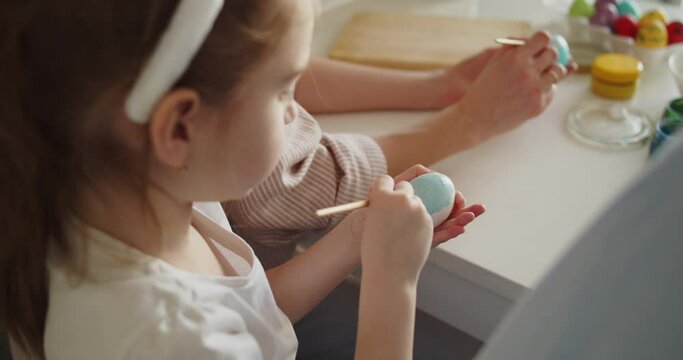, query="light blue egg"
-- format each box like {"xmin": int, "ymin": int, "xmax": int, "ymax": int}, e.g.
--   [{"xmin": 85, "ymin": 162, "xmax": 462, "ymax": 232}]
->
[
  {"xmin": 617, "ymin": 0, "xmax": 641, "ymax": 19},
  {"xmin": 551, "ymin": 34, "xmax": 571, "ymax": 67},
  {"xmin": 409, "ymin": 172, "xmax": 456, "ymax": 227}
]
